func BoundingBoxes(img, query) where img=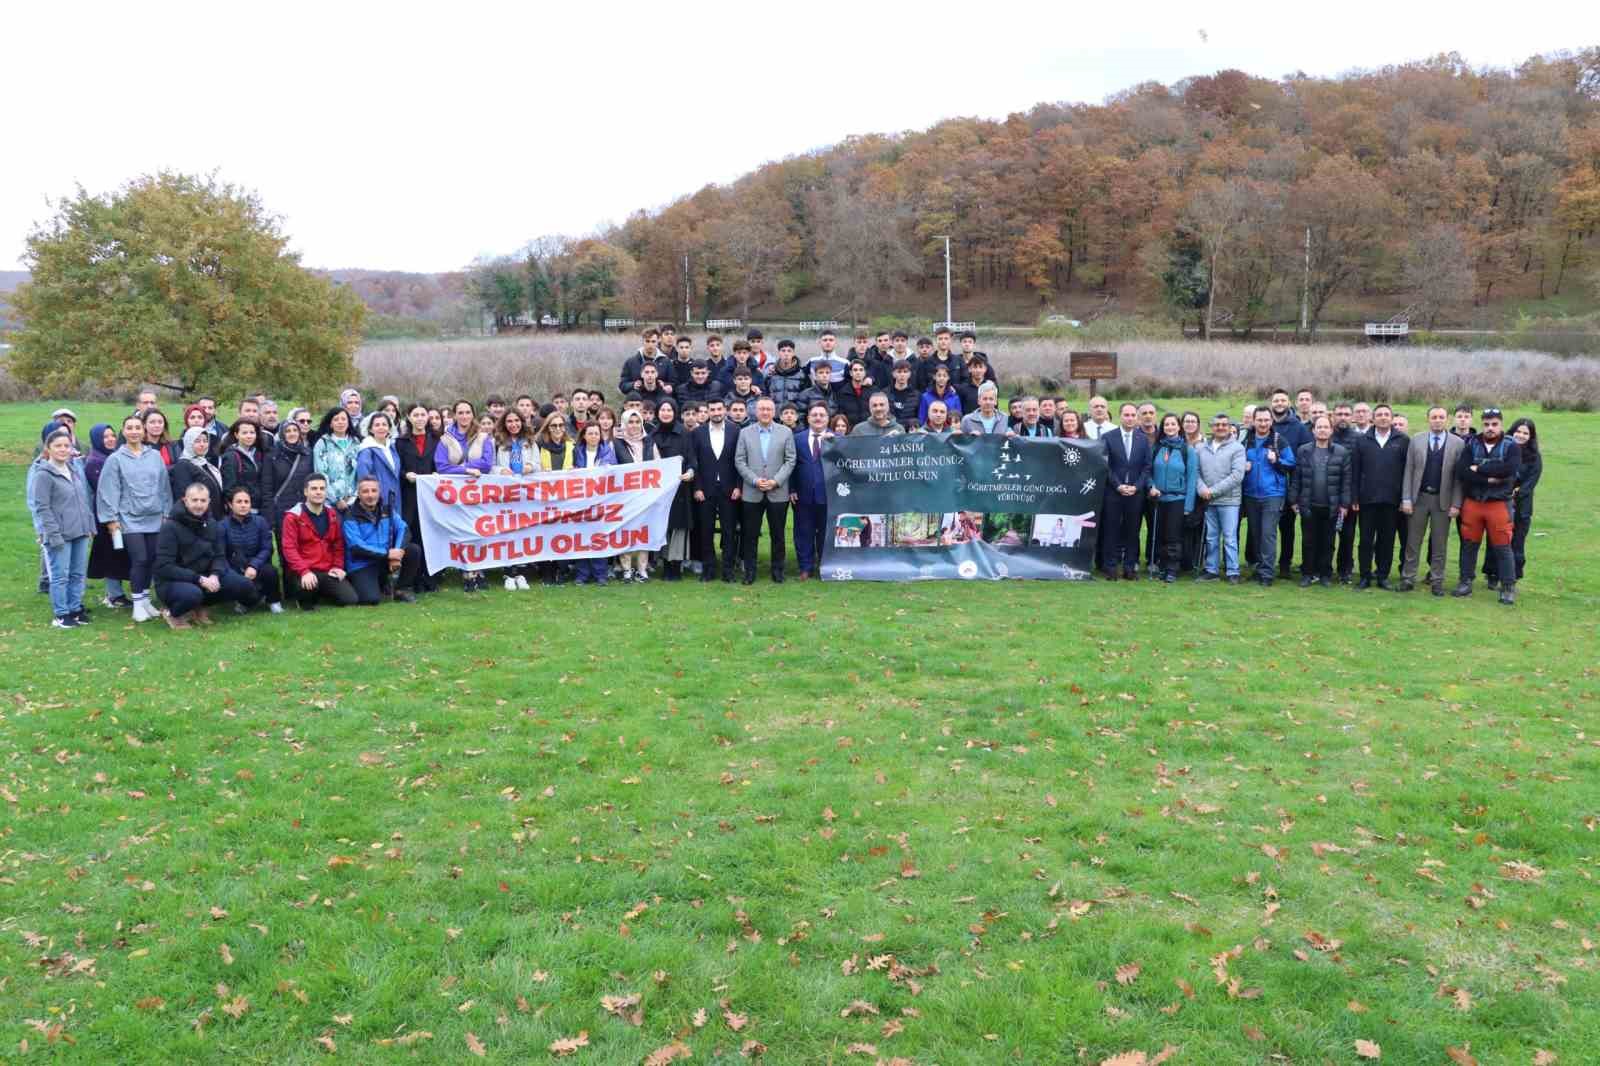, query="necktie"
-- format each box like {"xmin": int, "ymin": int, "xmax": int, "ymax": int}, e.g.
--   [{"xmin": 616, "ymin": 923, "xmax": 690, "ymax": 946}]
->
[
  {"xmin": 1432, "ymin": 436, "xmax": 1440, "ymax": 454},
  {"xmin": 812, "ymin": 433, "xmax": 819, "ymax": 460}
]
